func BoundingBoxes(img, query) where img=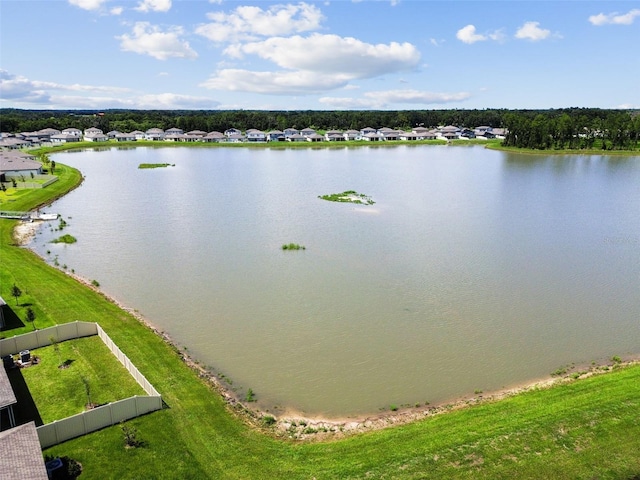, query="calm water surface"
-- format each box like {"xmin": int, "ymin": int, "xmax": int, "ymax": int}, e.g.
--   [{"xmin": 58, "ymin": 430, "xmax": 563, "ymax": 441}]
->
[{"xmin": 33, "ymin": 146, "xmax": 640, "ymax": 417}]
